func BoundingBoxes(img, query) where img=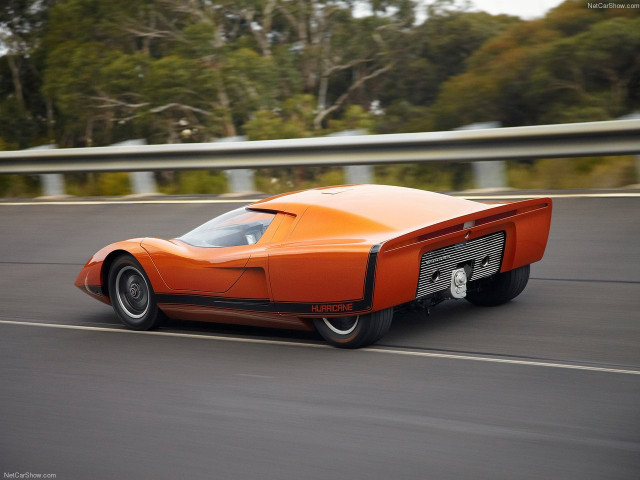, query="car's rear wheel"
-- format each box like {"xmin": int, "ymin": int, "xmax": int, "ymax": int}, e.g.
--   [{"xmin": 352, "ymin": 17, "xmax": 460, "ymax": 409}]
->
[
  {"xmin": 466, "ymin": 264, "xmax": 530, "ymax": 306},
  {"xmin": 108, "ymin": 254, "xmax": 164, "ymax": 330},
  {"xmin": 313, "ymin": 308, "xmax": 393, "ymax": 348}
]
